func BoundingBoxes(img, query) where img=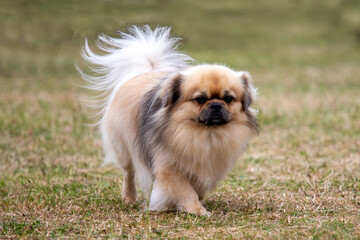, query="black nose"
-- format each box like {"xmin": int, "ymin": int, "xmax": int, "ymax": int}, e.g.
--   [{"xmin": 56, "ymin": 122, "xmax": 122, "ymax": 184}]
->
[{"xmin": 210, "ymin": 102, "xmax": 223, "ymax": 110}]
